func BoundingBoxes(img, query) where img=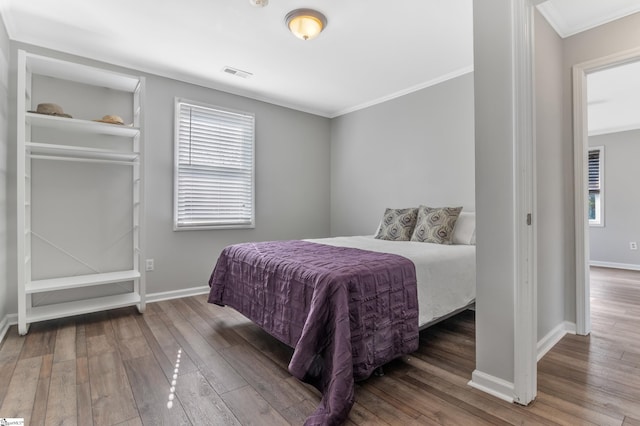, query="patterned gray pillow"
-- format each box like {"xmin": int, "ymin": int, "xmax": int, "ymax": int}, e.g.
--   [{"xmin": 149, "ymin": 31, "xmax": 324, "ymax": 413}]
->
[
  {"xmin": 411, "ymin": 206, "xmax": 463, "ymax": 244},
  {"xmin": 374, "ymin": 208, "xmax": 418, "ymax": 241}
]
